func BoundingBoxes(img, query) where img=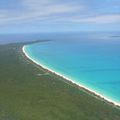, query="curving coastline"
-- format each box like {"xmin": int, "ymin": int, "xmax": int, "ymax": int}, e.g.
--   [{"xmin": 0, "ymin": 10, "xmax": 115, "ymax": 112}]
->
[{"xmin": 22, "ymin": 45, "xmax": 120, "ymax": 107}]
